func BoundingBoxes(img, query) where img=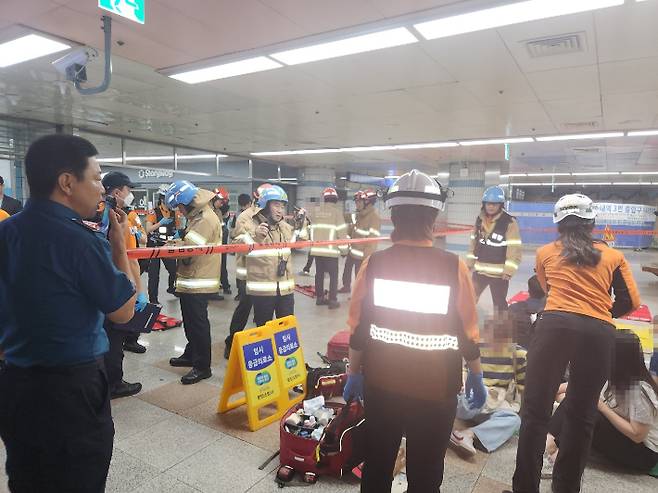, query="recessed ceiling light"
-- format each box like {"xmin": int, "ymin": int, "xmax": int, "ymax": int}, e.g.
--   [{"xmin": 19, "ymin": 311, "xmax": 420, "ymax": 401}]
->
[
  {"xmin": 0, "ymin": 34, "xmax": 70, "ymax": 68},
  {"xmin": 526, "ymin": 172, "xmax": 571, "ymax": 177},
  {"xmin": 620, "ymin": 171, "xmax": 658, "ymax": 175},
  {"xmin": 169, "ymin": 56, "xmax": 282, "ymax": 84},
  {"xmin": 627, "ymin": 129, "xmax": 658, "ymax": 137},
  {"xmin": 459, "ymin": 137, "xmax": 534, "ymax": 146},
  {"xmin": 413, "ymin": 0, "xmax": 624, "ymax": 40},
  {"xmin": 536, "ymin": 132, "xmax": 624, "ymax": 142},
  {"xmin": 575, "ymin": 182, "xmax": 612, "ymax": 185},
  {"xmin": 572, "ymin": 171, "xmax": 620, "ymax": 176},
  {"xmin": 270, "ymin": 28, "xmax": 418, "ymax": 65},
  {"xmin": 340, "ymin": 145, "xmax": 398, "ymax": 152}
]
